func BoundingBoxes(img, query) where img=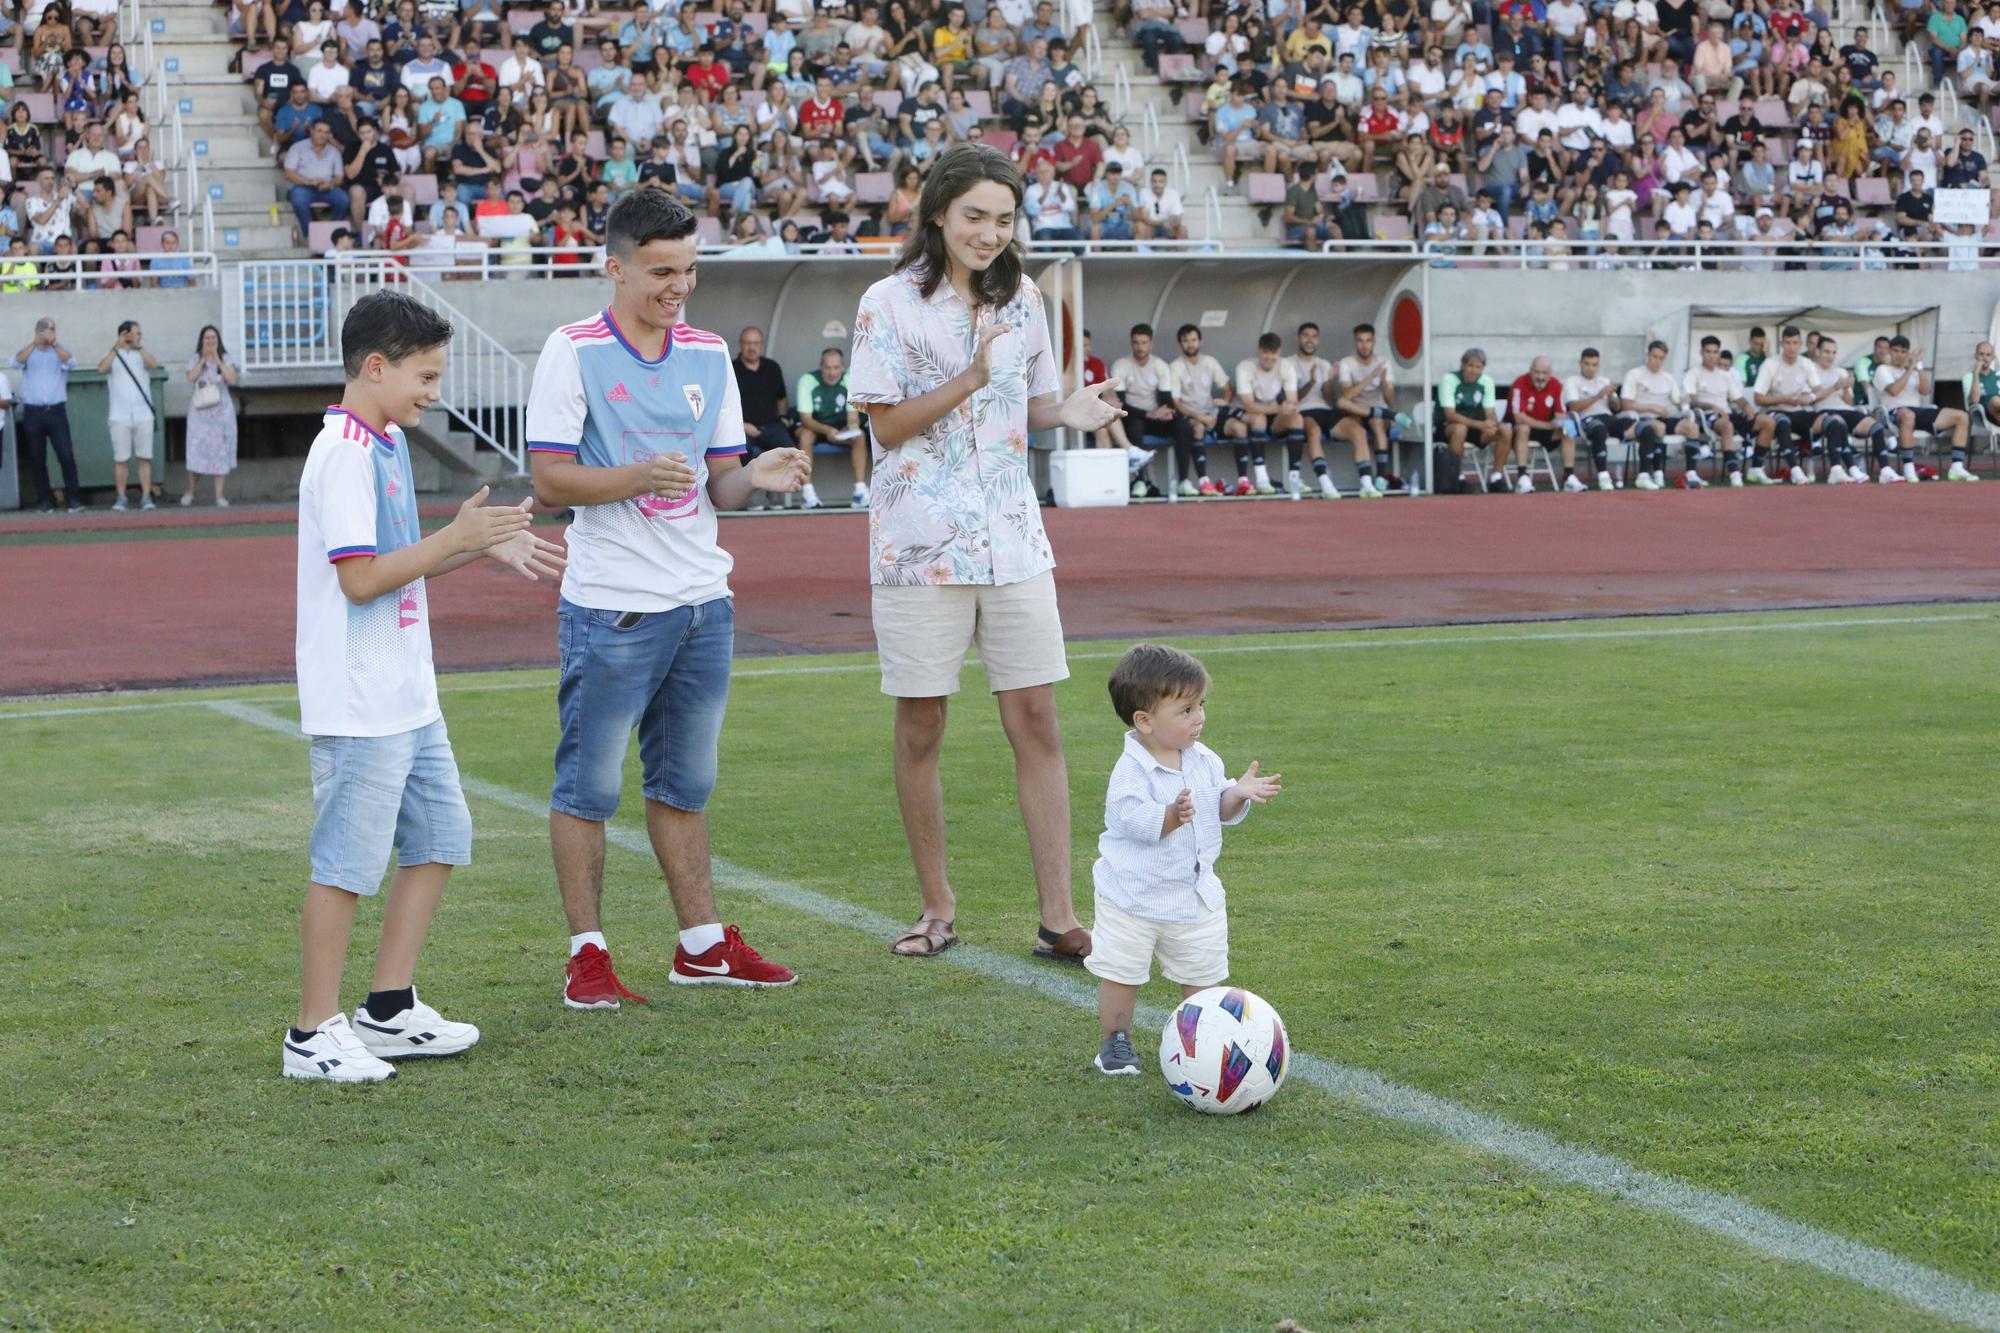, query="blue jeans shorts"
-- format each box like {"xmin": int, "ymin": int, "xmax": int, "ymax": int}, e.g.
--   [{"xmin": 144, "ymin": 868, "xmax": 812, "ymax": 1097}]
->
[
  {"xmin": 551, "ymin": 595, "xmax": 734, "ymax": 820},
  {"xmin": 308, "ymin": 718, "xmax": 473, "ymax": 895}
]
